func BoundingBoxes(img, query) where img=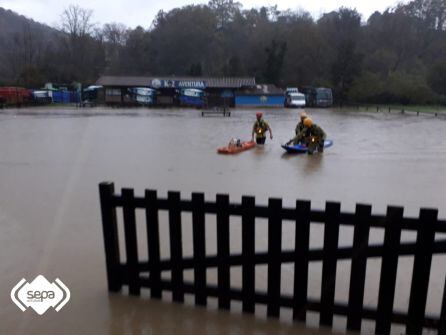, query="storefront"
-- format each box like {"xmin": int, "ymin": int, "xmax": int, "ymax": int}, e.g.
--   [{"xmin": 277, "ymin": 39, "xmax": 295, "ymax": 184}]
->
[{"xmin": 96, "ymin": 76, "xmax": 256, "ymax": 107}]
